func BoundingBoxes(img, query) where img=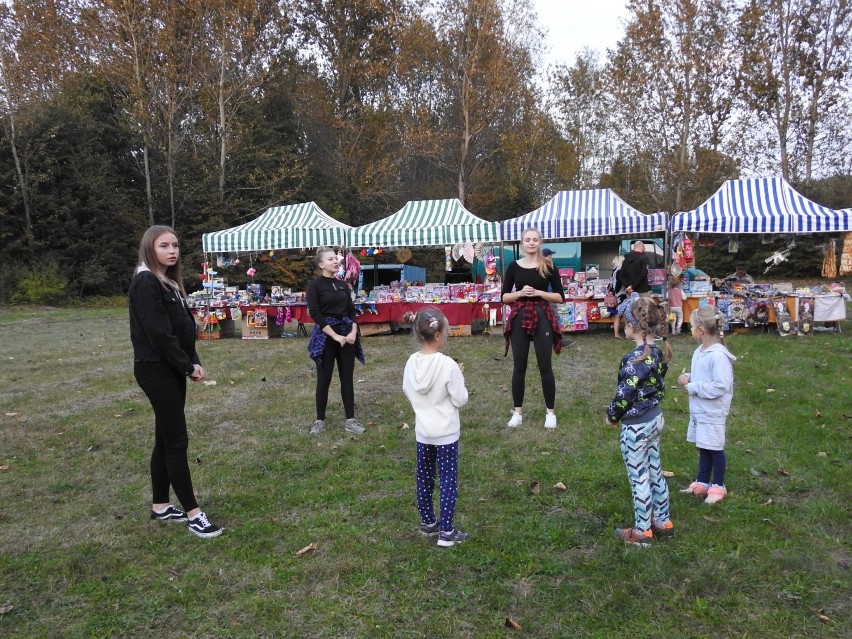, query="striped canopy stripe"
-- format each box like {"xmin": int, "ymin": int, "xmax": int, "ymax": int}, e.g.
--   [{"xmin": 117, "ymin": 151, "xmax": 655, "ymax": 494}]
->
[
  {"xmin": 202, "ymin": 202, "xmax": 351, "ymax": 252},
  {"xmin": 348, "ymin": 199, "xmax": 500, "ymax": 247},
  {"xmin": 670, "ymin": 177, "xmax": 851, "ymax": 235},
  {"xmin": 500, "ymin": 189, "xmax": 667, "ymax": 241}
]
